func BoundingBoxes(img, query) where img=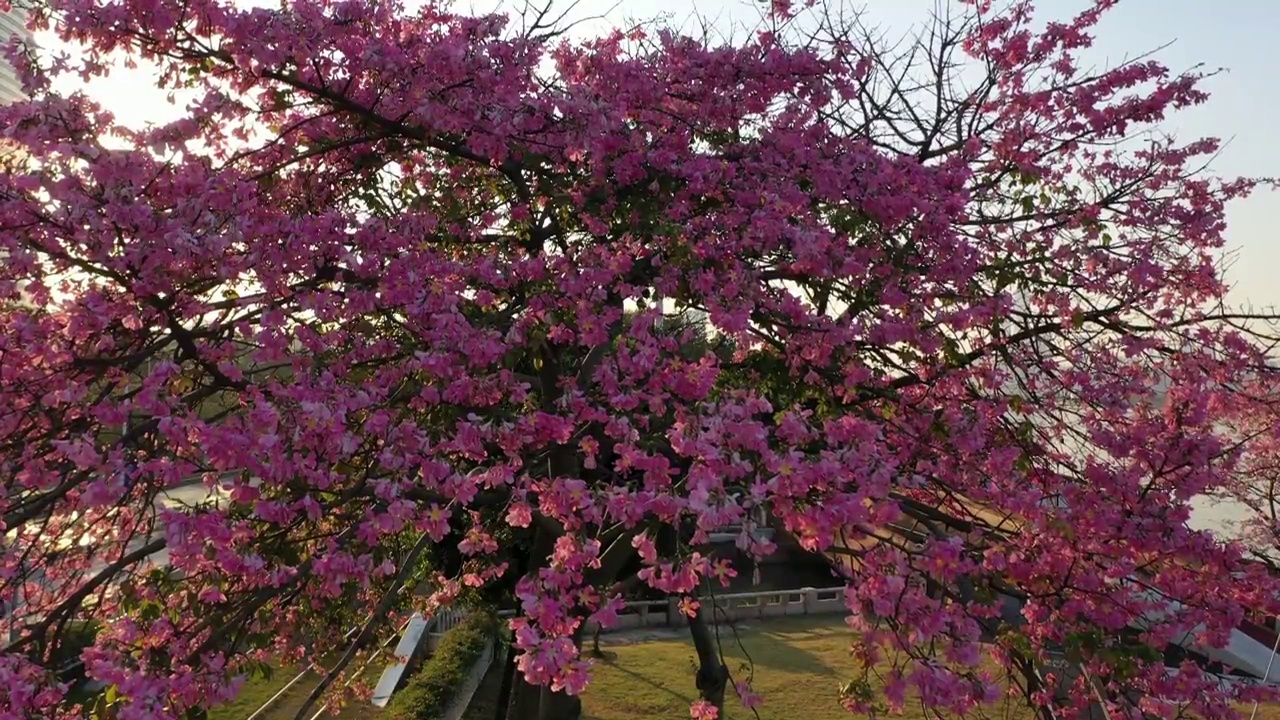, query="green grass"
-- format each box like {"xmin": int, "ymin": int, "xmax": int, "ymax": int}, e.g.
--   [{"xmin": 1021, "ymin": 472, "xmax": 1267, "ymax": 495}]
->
[
  {"xmin": 222, "ymin": 618, "xmax": 1280, "ymax": 720},
  {"xmin": 577, "ymin": 618, "xmax": 1280, "ymax": 720},
  {"xmin": 209, "ymin": 663, "xmax": 387, "ymax": 720},
  {"xmin": 462, "ymin": 617, "xmax": 1013, "ymax": 720},
  {"xmin": 579, "ymin": 617, "xmax": 998, "ymax": 720},
  {"xmin": 208, "ymin": 665, "xmax": 314, "ymax": 720}
]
